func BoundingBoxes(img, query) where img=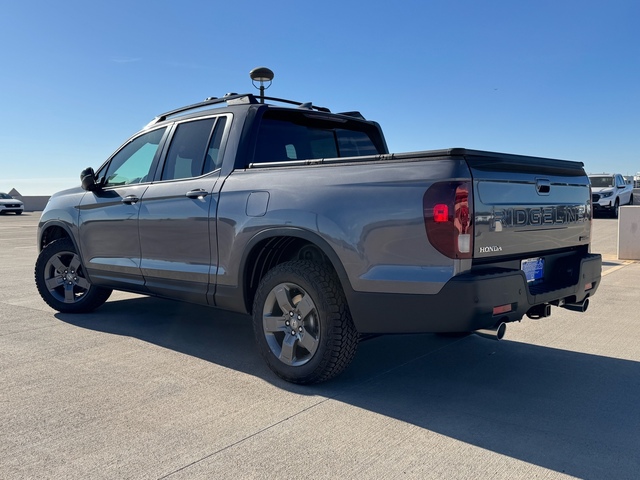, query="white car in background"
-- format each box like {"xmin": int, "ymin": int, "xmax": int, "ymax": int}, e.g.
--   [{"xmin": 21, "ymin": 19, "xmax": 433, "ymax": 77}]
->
[
  {"xmin": 0, "ymin": 193, "xmax": 24, "ymax": 215},
  {"xmin": 589, "ymin": 174, "xmax": 634, "ymax": 218}
]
